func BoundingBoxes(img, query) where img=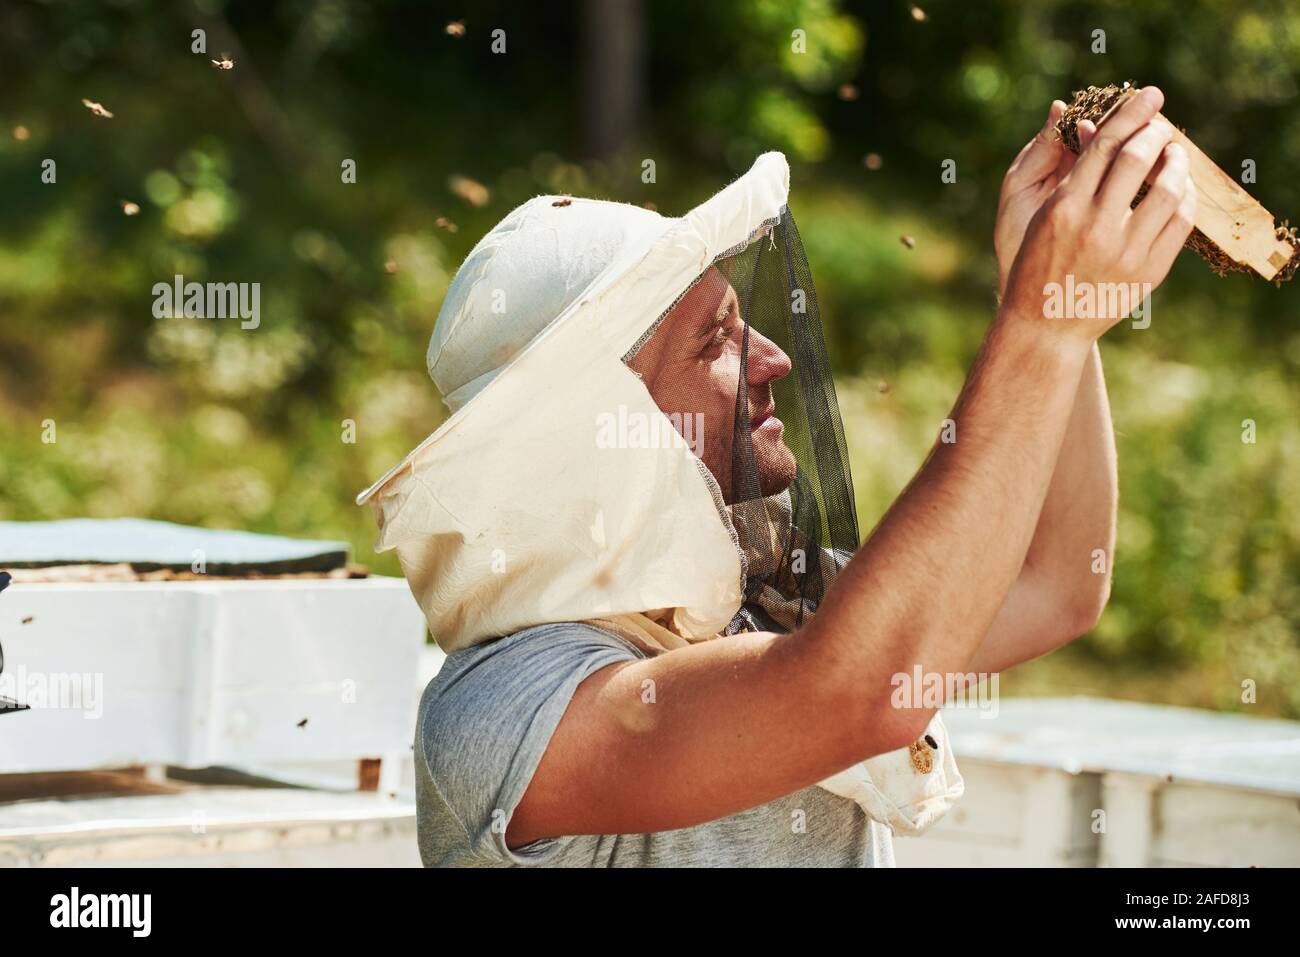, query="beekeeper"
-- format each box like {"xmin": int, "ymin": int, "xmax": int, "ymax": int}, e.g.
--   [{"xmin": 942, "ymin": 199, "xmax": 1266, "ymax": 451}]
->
[{"xmin": 358, "ymin": 87, "xmax": 1193, "ymax": 867}]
